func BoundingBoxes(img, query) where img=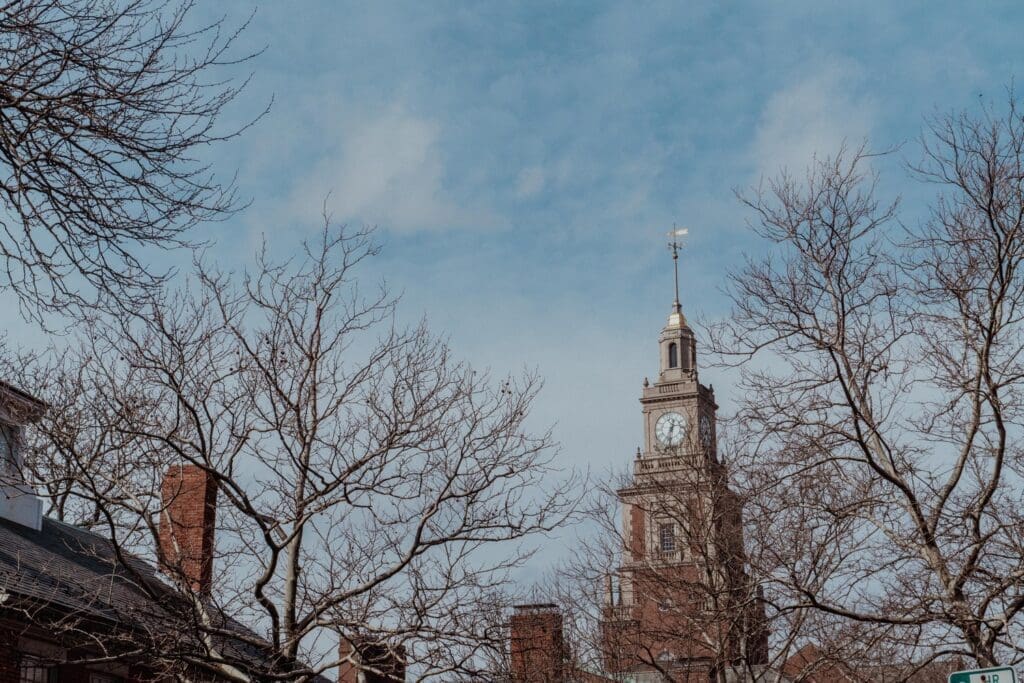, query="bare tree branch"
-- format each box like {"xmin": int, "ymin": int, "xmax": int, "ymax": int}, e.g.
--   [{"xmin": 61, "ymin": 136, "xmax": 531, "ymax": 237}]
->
[{"xmin": 0, "ymin": 0, "xmax": 264, "ymax": 321}]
